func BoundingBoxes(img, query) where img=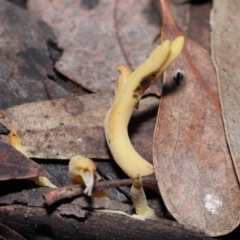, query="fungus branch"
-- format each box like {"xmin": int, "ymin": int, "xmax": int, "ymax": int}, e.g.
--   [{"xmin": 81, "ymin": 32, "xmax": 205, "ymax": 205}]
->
[
  {"xmin": 104, "ymin": 37, "xmax": 184, "ymax": 179},
  {"xmin": 104, "ymin": 37, "xmax": 184, "ymax": 219}
]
